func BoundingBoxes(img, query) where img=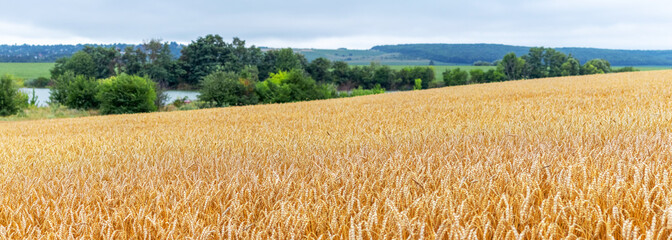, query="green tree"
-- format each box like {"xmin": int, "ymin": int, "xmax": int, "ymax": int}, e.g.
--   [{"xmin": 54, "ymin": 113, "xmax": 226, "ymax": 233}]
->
[
  {"xmin": 414, "ymin": 78, "xmax": 422, "ymax": 90},
  {"xmin": 544, "ymin": 48, "xmax": 568, "ymax": 77},
  {"xmin": 561, "ymin": 58, "xmax": 581, "ymax": 76},
  {"xmin": 141, "ymin": 39, "xmax": 175, "ymax": 86},
  {"xmin": 178, "ymin": 34, "xmax": 233, "ymax": 86},
  {"xmin": 82, "ymin": 46, "xmax": 120, "ymax": 79},
  {"xmin": 255, "ymin": 71, "xmax": 292, "ymax": 103},
  {"xmin": 65, "ymin": 75, "xmax": 99, "ymax": 110},
  {"xmin": 199, "ymin": 70, "xmax": 259, "ymax": 107},
  {"xmin": 0, "ymin": 75, "xmax": 26, "ymax": 116},
  {"xmin": 523, "ymin": 47, "xmax": 546, "ymax": 78},
  {"xmin": 178, "ymin": 35, "xmax": 263, "ymax": 86},
  {"xmin": 580, "ymin": 63, "xmax": 601, "ymax": 75},
  {"xmin": 484, "ymin": 69, "xmax": 507, "ymax": 82},
  {"xmin": 259, "ymin": 48, "xmax": 308, "ymax": 79},
  {"xmin": 307, "ymin": 57, "xmax": 333, "ymax": 84},
  {"xmin": 585, "ymin": 59, "xmax": 611, "ymax": 74},
  {"xmin": 469, "ymin": 69, "xmax": 485, "ymax": 83},
  {"xmin": 227, "ymin": 38, "xmax": 263, "ymax": 73},
  {"xmin": 50, "ymin": 71, "xmax": 76, "ymax": 105},
  {"xmin": 331, "ymin": 61, "xmax": 352, "ymax": 89},
  {"xmin": 498, "ymin": 53, "xmax": 526, "ymax": 80},
  {"xmin": 96, "ymin": 74, "xmax": 157, "ymax": 114},
  {"xmin": 51, "ymin": 51, "xmax": 96, "ymax": 79},
  {"xmin": 413, "ymin": 67, "xmax": 434, "ymax": 89},
  {"xmin": 255, "ymin": 69, "xmax": 326, "ymax": 103},
  {"xmin": 443, "ymin": 68, "xmax": 469, "ymax": 86},
  {"xmin": 120, "ymin": 46, "xmax": 146, "ymax": 75},
  {"xmin": 373, "ymin": 65, "xmax": 397, "ymax": 89}
]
